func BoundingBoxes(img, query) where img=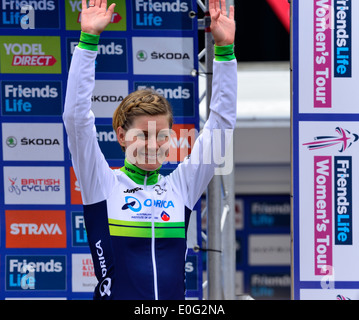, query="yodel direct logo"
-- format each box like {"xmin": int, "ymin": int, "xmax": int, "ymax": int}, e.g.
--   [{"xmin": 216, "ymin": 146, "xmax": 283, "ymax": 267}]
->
[{"xmin": 0, "ymin": 36, "xmax": 61, "ymax": 74}]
